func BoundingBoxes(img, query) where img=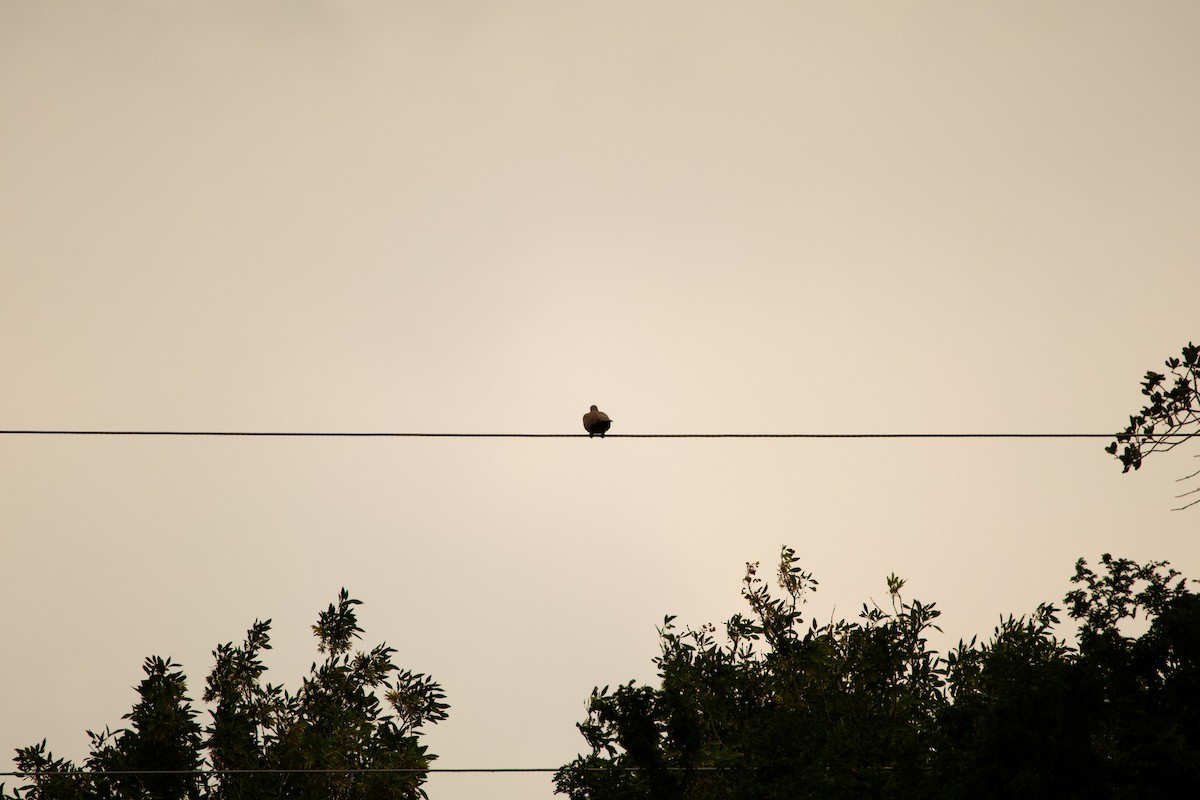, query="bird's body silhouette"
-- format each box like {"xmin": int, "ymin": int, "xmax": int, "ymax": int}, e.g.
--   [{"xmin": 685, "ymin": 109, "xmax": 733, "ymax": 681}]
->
[{"xmin": 583, "ymin": 405, "xmax": 612, "ymax": 437}]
